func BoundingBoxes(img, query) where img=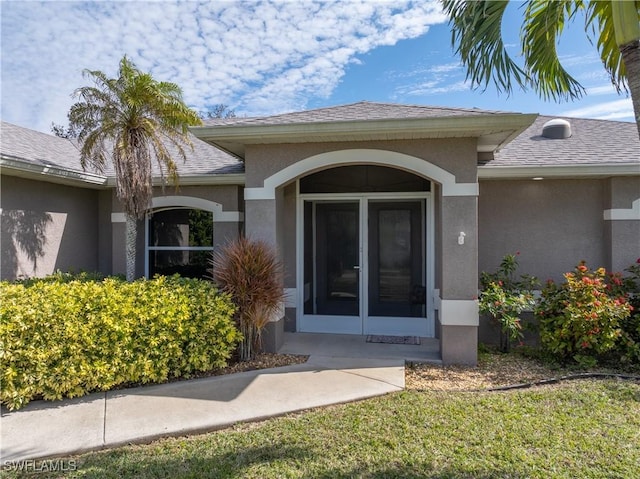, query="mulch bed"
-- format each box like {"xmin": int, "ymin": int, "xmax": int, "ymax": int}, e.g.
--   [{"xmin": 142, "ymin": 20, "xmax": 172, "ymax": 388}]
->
[{"xmin": 405, "ymin": 350, "xmax": 640, "ymax": 392}]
